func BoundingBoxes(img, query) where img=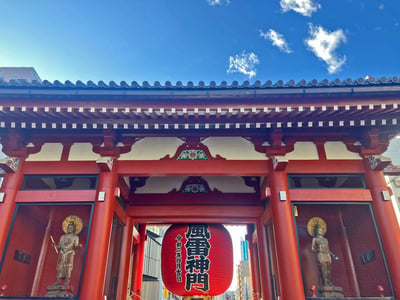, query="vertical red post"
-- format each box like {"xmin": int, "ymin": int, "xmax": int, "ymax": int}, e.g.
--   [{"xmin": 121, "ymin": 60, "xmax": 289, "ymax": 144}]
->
[
  {"xmin": 255, "ymin": 219, "xmax": 273, "ymax": 300},
  {"xmin": 0, "ymin": 158, "xmax": 25, "ymax": 257},
  {"xmin": 246, "ymin": 225, "xmax": 260, "ymax": 300},
  {"xmin": 363, "ymin": 158, "xmax": 400, "ymax": 298},
  {"xmin": 268, "ymin": 165, "xmax": 305, "ymax": 300},
  {"xmin": 80, "ymin": 164, "xmax": 118, "ymax": 300},
  {"xmin": 116, "ymin": 217, "xmax": 134, "ymax": 300},
  {"xmin": 131, "ymin": 224, "xmax": 146, "ymax": 300}
]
